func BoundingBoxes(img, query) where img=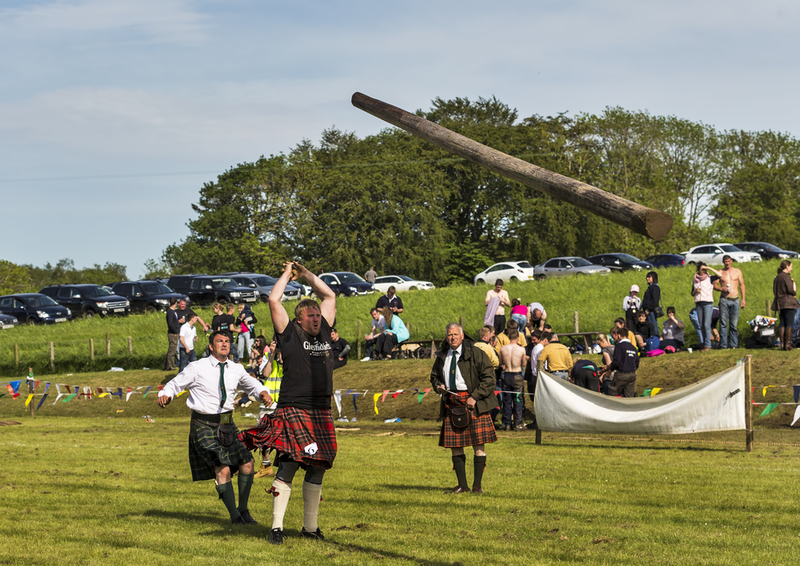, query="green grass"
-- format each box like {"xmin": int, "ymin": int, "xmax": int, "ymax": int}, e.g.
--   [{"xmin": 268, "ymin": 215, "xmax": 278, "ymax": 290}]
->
[
  {"xmin": 2, "ymin": 416, "xmax": 800, "ymax": 566},
  {"xmin": 0, "ymin": 258, "xmax": 788, "ymax": 376}
]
